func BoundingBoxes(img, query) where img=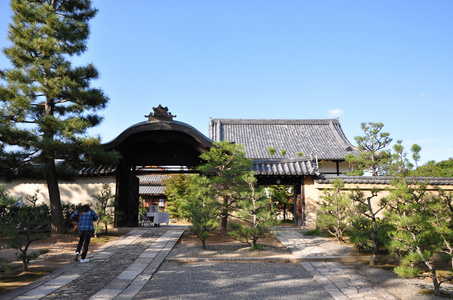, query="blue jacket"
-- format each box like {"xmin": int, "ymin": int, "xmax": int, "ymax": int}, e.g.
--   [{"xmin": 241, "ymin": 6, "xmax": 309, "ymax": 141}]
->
[{"xmin": 71, "ymin": 209, "xmax": 98, "ymax": 232}]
